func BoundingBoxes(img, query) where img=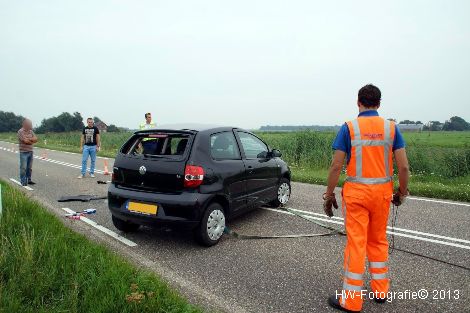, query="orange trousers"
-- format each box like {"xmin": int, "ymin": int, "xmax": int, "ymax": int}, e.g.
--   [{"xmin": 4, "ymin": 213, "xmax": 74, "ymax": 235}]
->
[{"xmin": 339, "ymin": 182, "xmax": 393, "ymax": 311}]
